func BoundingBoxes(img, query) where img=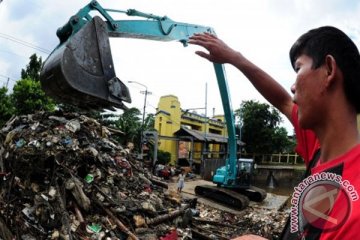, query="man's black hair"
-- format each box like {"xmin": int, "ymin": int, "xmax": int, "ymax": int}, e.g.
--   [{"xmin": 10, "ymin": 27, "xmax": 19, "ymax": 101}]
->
[{"xmin": 290, "ymin": 26, "xmax": 360, "ymax": 112}]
